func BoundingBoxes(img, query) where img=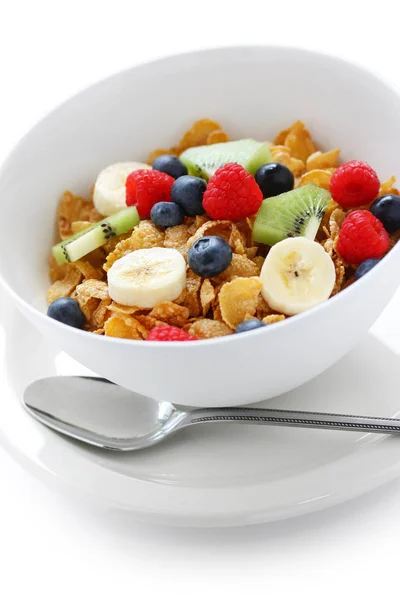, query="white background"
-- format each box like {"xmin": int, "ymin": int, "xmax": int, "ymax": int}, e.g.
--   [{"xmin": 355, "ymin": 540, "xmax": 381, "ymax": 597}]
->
[{"xmin": 1, "ymin": 1, "xmax": 400, "ymax": 597}]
